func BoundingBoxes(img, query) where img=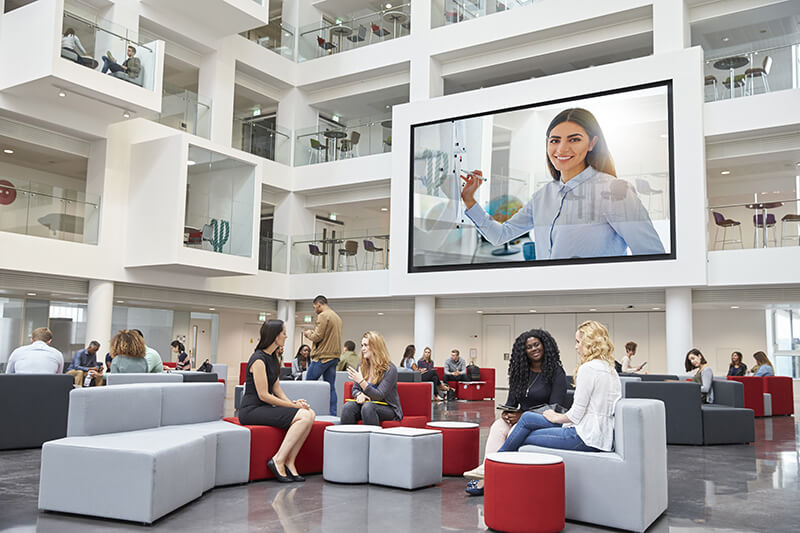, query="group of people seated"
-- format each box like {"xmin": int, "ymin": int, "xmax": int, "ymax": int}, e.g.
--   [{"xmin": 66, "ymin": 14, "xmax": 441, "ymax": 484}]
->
[
  {"xmin": 727, "ymin": 350, "xmax": 775, "ymax": 377},
  {"xmin": 61, "ymin": 28, "xmax": 142, "ymax": 84}
]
